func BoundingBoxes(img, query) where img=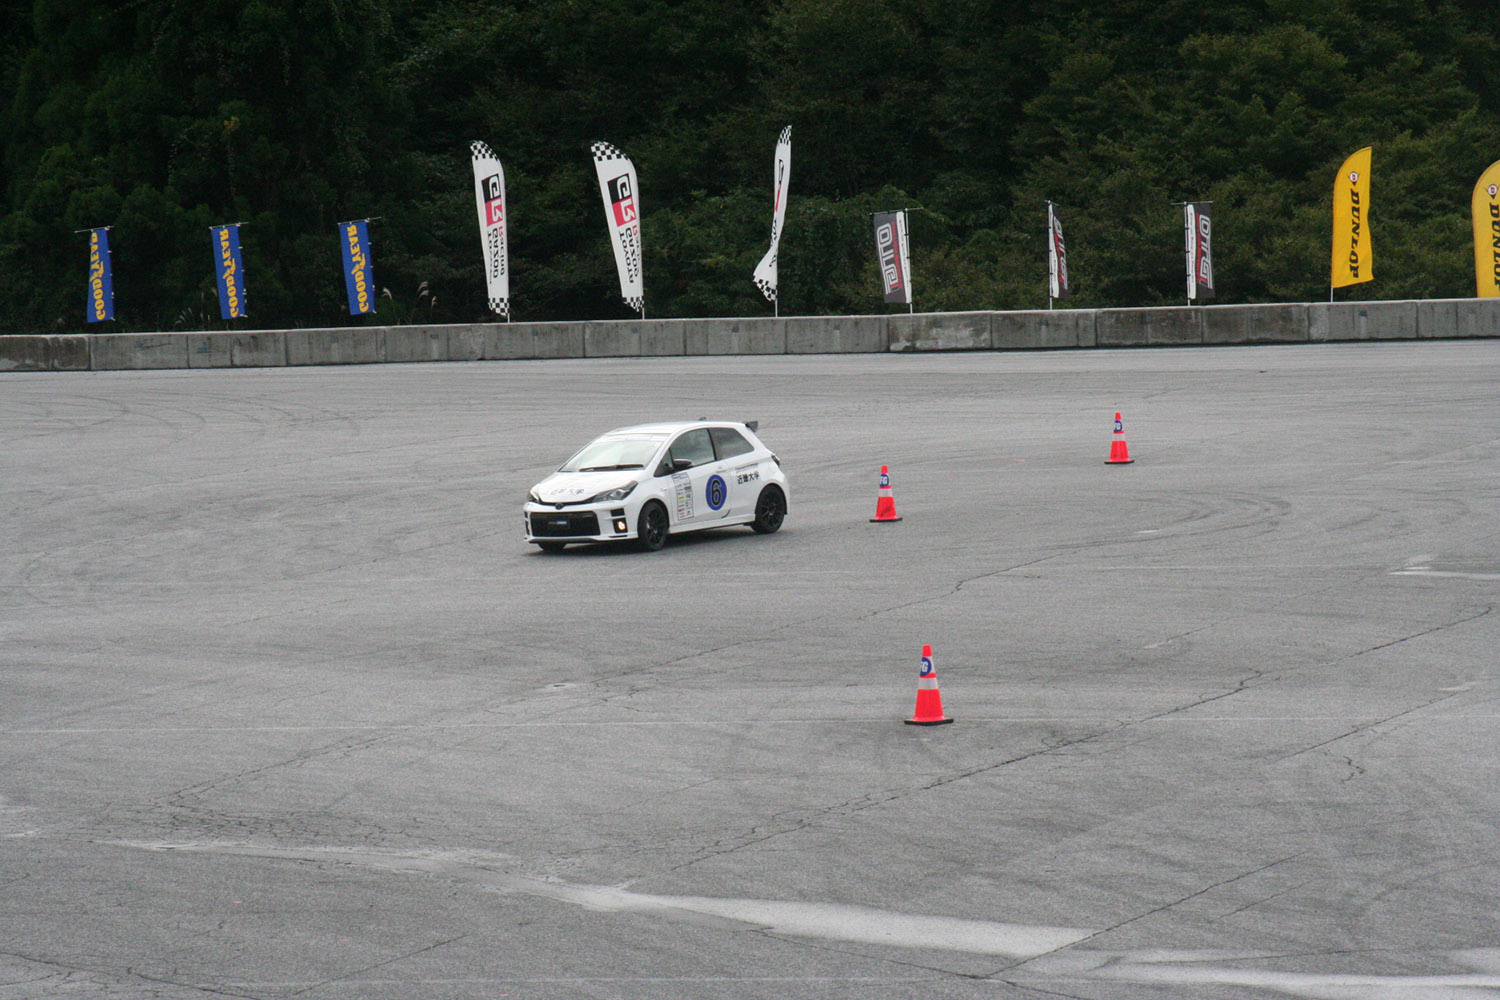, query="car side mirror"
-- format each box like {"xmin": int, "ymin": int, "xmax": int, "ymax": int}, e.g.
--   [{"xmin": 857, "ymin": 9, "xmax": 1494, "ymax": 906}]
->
[{"xmin": 671, "ymin": 457, "xmax": 694, "ymax": 472}]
